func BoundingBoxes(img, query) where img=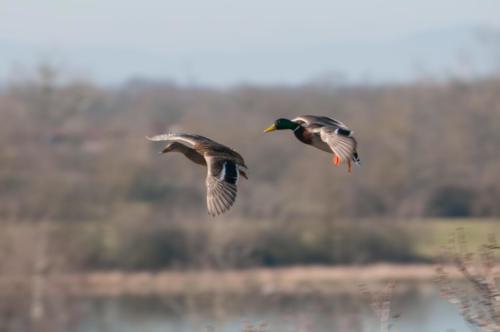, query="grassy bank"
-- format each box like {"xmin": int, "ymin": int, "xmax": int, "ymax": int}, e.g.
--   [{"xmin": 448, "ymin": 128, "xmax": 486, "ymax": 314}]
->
[
  {"xmin": 406, "ymin": 218, "xmax": 500, "ymax": 259},
  {"xmin": 0, "ymin": 264, "xmax": 488, "ymax": 297}
]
